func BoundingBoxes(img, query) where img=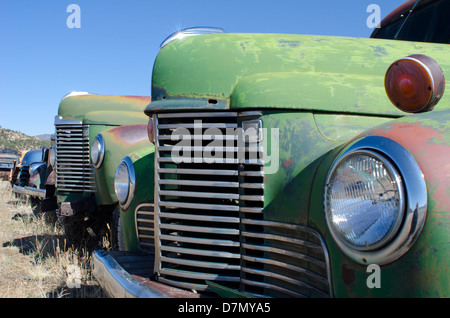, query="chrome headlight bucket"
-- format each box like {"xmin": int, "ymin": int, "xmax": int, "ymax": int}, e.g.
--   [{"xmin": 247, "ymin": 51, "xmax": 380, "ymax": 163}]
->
[
  {"xmin": 325, "ymin": 136, "xmax": 427, "ymax": 265},
  {"xmin": 29, "ymin": 162, "xmax": 44, "ymax": 177},
  {"xmin": 91, "ymin": 134, "xmax": 105, "ymax": 169},
  {"xmin": 114, "ymin": 156, "xmax": 136, "ymax": 210},
  {"xmin": 49, "ymin": 145, "xmax": 56, "ymax": 167}
]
